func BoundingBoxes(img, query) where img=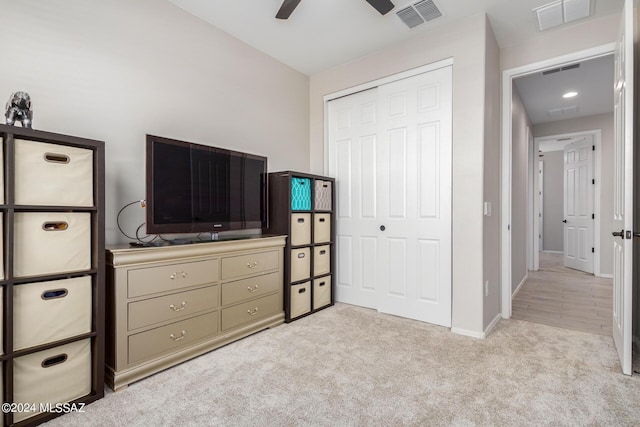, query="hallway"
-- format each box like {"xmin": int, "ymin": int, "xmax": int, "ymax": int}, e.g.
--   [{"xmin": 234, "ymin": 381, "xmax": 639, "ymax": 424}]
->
[{"xmin": 512, "ymin": 252, "xmax": 613, "ymax": 336}]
